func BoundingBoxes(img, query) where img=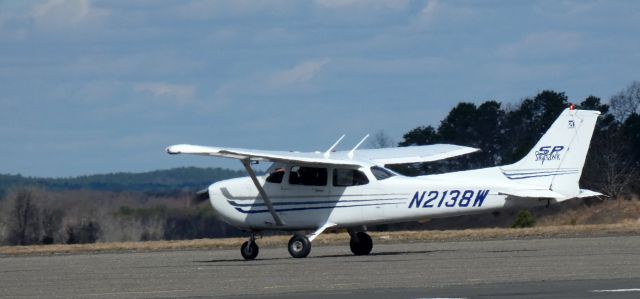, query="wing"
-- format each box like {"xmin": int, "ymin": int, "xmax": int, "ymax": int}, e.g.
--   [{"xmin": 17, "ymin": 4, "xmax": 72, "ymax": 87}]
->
[
  {"xmin": 344, "ymin": 144, "xmax": 479, "ymax": 165},
  {"xmin": 166, "ymin": 143, "xmax": 479, "ymax": 166},
  {"xmin": 166, "ymin": 144, "xmax": 362, "ymax": 166}
]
